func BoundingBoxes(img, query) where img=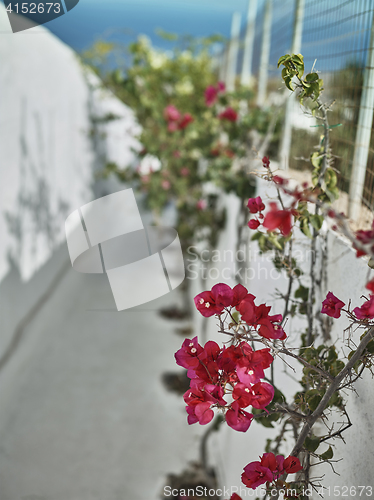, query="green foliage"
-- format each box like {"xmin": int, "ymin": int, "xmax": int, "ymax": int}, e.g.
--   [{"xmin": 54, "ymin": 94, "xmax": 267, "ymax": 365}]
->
[
  {"xmin": 83, "ymin": 33, "xmax": 277, "ymax": 252},
  {"xmin": 304, "ymin": 434, "xmax": 320, "ymax": 453},
  {"xmin": 278, "ymin": 54, "xmax": 323, "ymax": 102},
  {"xmin": 319, "ymin": 445, "xmax": 334, "ymax": 460}
]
